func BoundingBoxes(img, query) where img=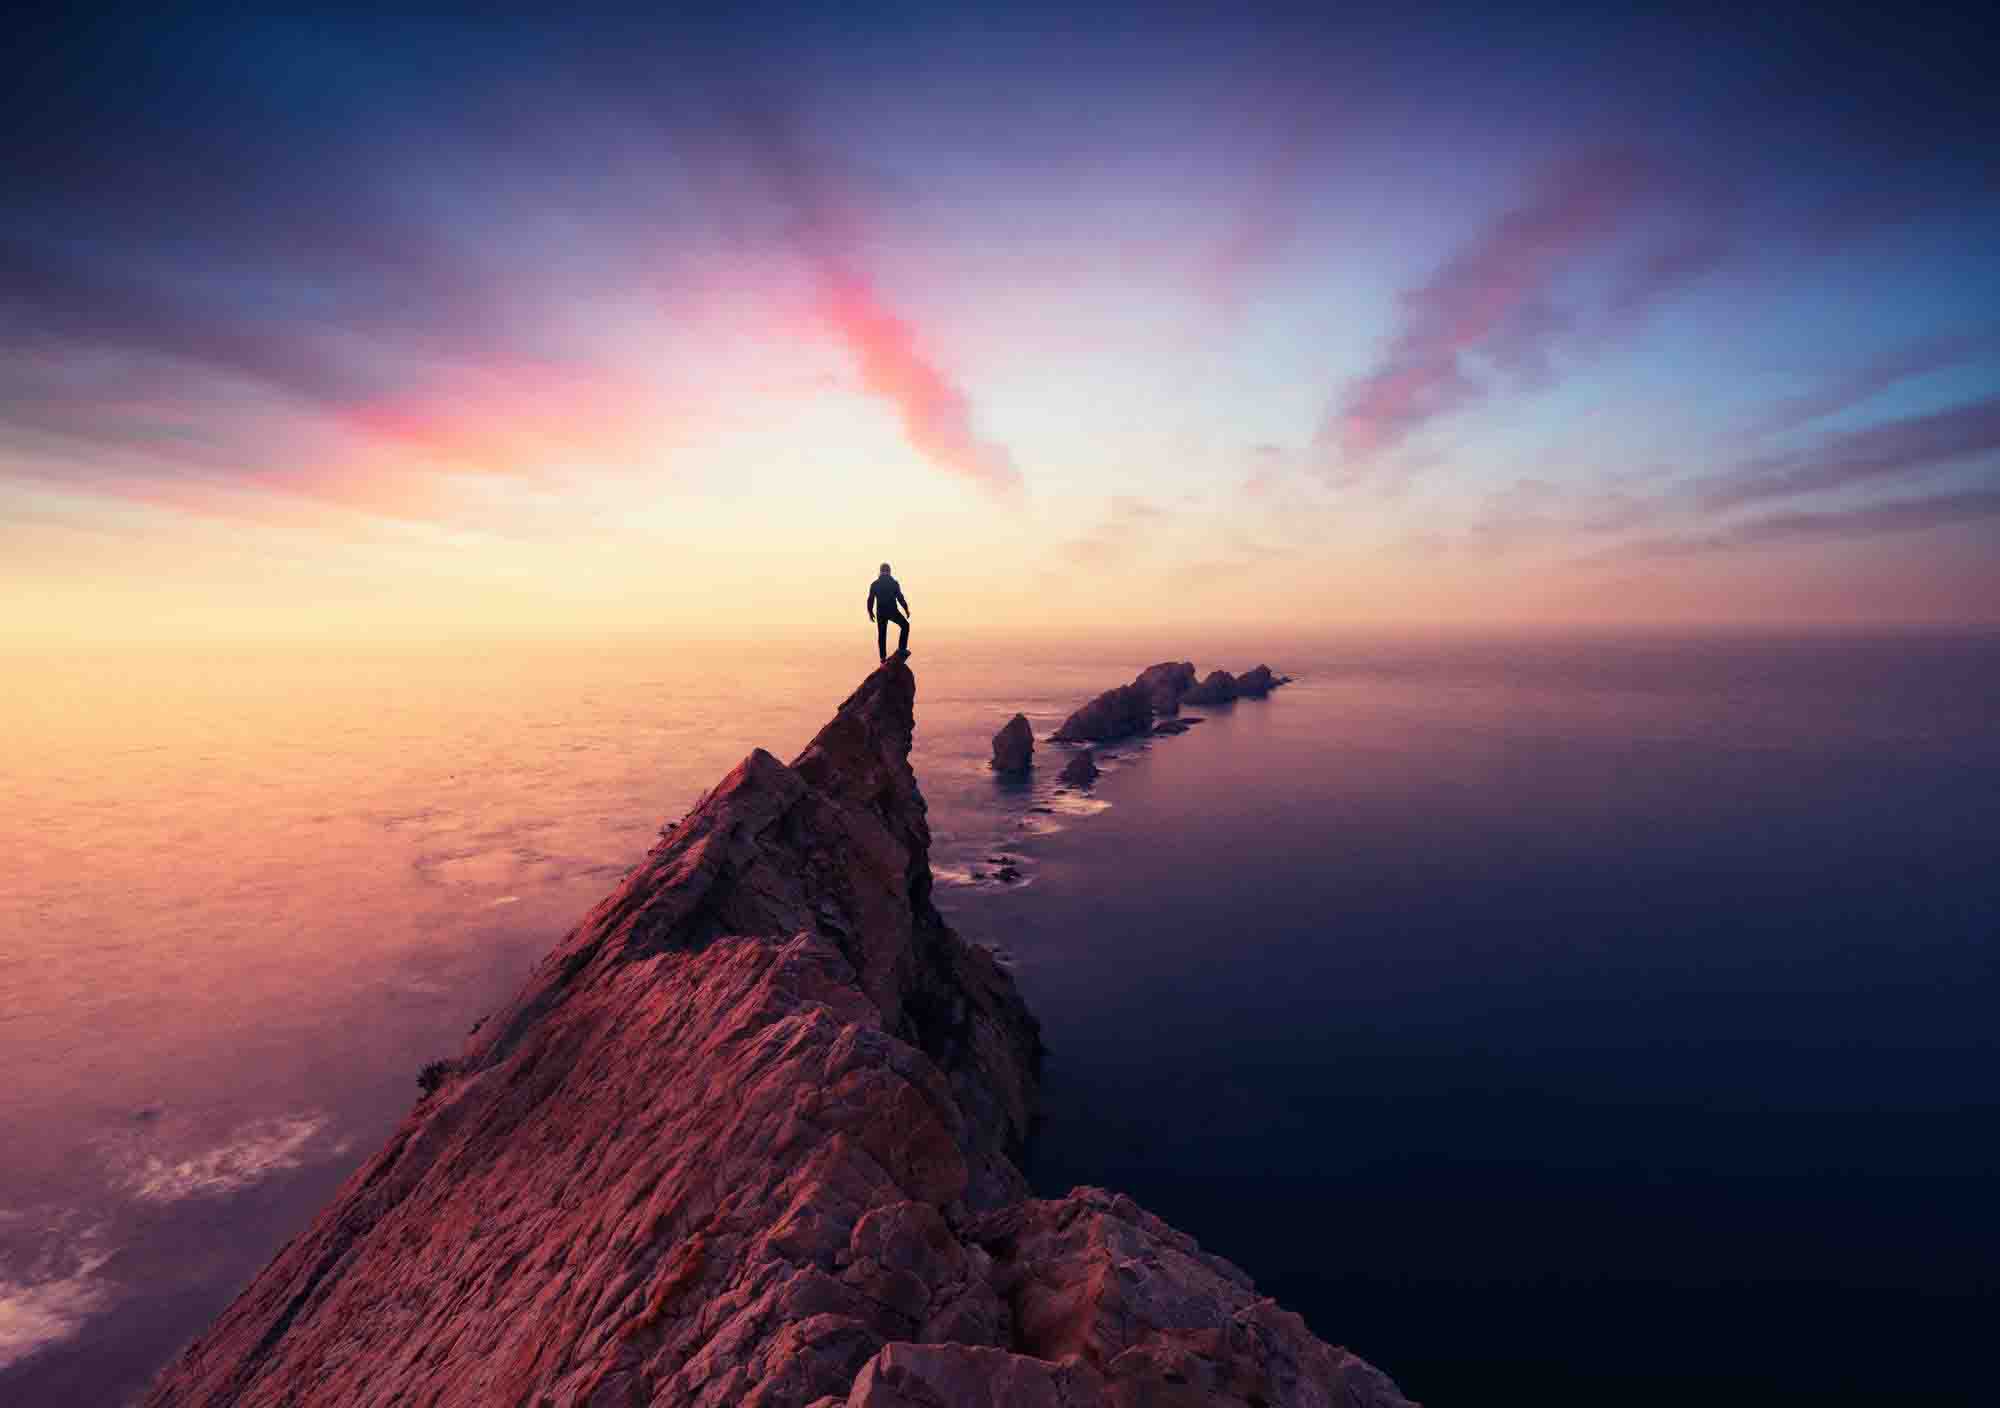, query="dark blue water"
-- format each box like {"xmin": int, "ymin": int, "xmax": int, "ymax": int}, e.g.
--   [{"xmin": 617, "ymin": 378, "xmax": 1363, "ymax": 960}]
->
[
  {"xmin": 6, "ymin": 631, "xmax": 1990, "ymax": 1403},
  {"xmin": 944, "ymin": 632, "xmax": 1999, "ymax": 1405}
]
